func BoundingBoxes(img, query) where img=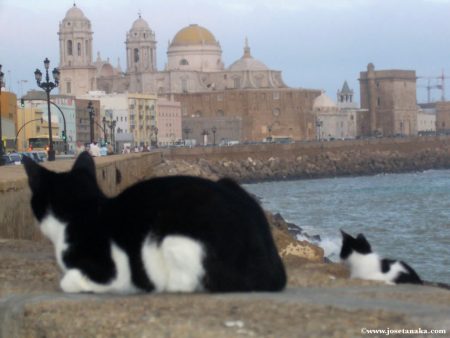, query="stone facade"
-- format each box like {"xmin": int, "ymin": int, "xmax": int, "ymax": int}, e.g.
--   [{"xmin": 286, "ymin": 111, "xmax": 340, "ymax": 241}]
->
[
  {"xmin": 156, "ymin": 97, "xmax": 182, "ymax": 146},
  {"xmin": 175, "ymin": 88, "xmax": 320, "ymax": 142},
  {"xmin": 359, "ymin": 63, "xmax": 418, "ymax": 136},
  {"xmin": 182, "ymin": 116, "xmax": 242, "ymax": 146},
  {"xmin": 435, "ymin": 101, "xmax": 450, "ymax": 133}
]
